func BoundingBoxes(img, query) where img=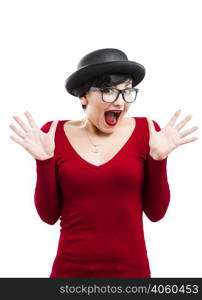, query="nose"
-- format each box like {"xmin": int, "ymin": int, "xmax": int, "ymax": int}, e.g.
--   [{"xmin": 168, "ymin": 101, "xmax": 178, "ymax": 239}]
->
[{"xmin": 114, "ymin": 92, "xmax": 125, "ymax": 105}]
